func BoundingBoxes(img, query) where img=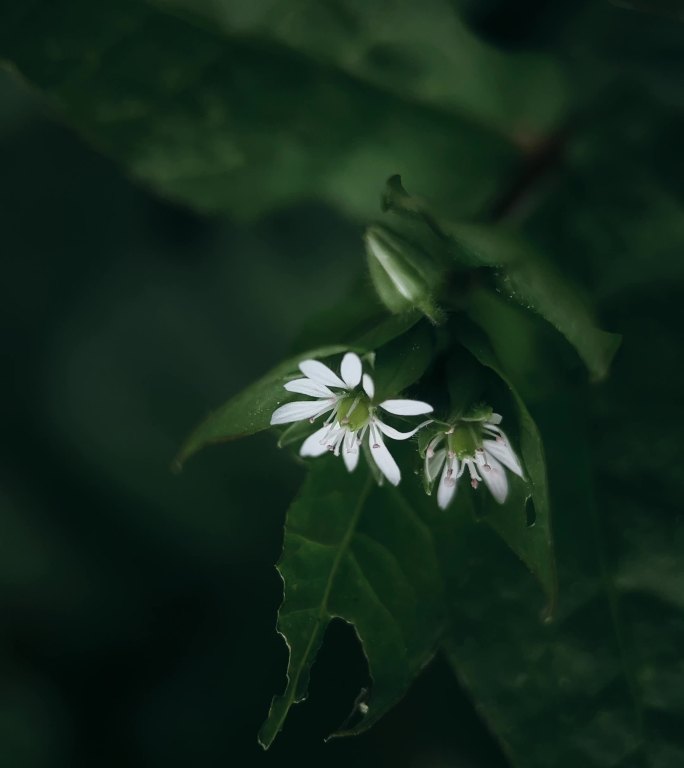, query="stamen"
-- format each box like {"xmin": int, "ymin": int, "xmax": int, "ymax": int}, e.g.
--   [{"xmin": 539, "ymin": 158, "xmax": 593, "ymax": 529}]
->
[
  {"xmin": 333, "ymin": 432, "xmax": 345, "ymax": 456},
  {"xmin": 370, "ymin": 422, "xmax": 381, "ymax": 450},
  {"xmin": 322, "ymin": 422, "xmax": 340, "ymax": 443},
  {"xmin": 324, "ymin": 400, "xmax": 341, "ymax": 427},
  {"xmin": 484, "ymin": 423, "xmax": 507, "ymax": 445},
  {"xmin": 465, "ymin": 459, "xmax": 482, "ymax": 485},
  {"xmin": 426, "ymin": 435, "xmax": 442, "ymax": 460},
  {"xmin": 471, "ymin": 478, "xmax": 479, "ymax": 489},
  {"xmin": 342, "ymin": 395, "xmax": 361, "ymax": 425}
]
